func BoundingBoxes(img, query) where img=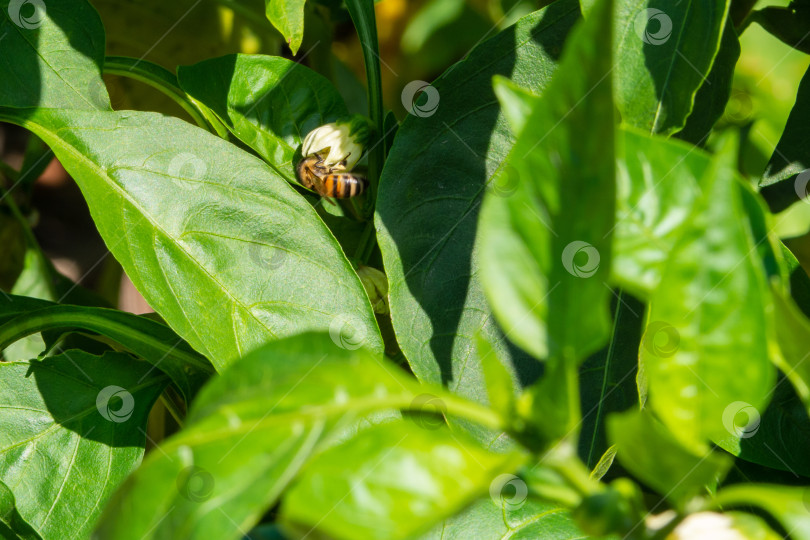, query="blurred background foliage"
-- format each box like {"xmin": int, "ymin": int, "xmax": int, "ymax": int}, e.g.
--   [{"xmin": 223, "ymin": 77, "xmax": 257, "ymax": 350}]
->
[{"xmin": 2, "ymin": 0, "xmax": 810, "ymax": 311}]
